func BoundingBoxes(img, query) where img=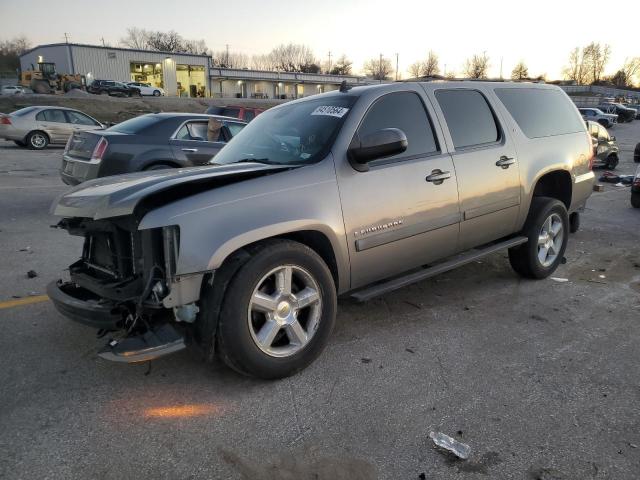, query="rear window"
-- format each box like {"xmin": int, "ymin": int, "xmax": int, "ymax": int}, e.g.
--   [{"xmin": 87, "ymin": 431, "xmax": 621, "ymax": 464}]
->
[
  {"xmin": 108, "ymin": 115, "xmax": 163, "ymax": 134},
  {"xmin": 495, "ymin": 88, "xmax": 585, "ymax": 138},
  {"xmin": 222, "ymin": 107, "xmax": 240, "ymax": 118},
  {"xmin": 12, "ymin": 106, "xmax": 38, "ymax": 117}
]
